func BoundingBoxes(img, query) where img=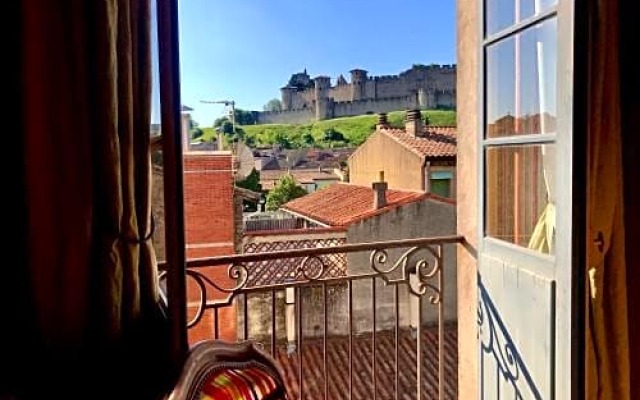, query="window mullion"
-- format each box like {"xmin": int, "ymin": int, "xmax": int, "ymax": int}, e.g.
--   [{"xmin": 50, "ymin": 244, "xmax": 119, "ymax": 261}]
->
[
  {"xmin": 483, "ymin": 132, "xmax": 556, "ymax": 147},
  {"xmin": 484, "ymin": 6, "xmax": 558, "ymax": 45}
]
